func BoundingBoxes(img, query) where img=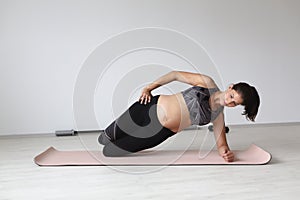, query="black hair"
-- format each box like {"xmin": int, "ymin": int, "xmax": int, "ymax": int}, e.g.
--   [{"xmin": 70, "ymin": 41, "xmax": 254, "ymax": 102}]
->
[{"xmin": 232, "ymin": 82, "xmax": 260, "ymax": 122}]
